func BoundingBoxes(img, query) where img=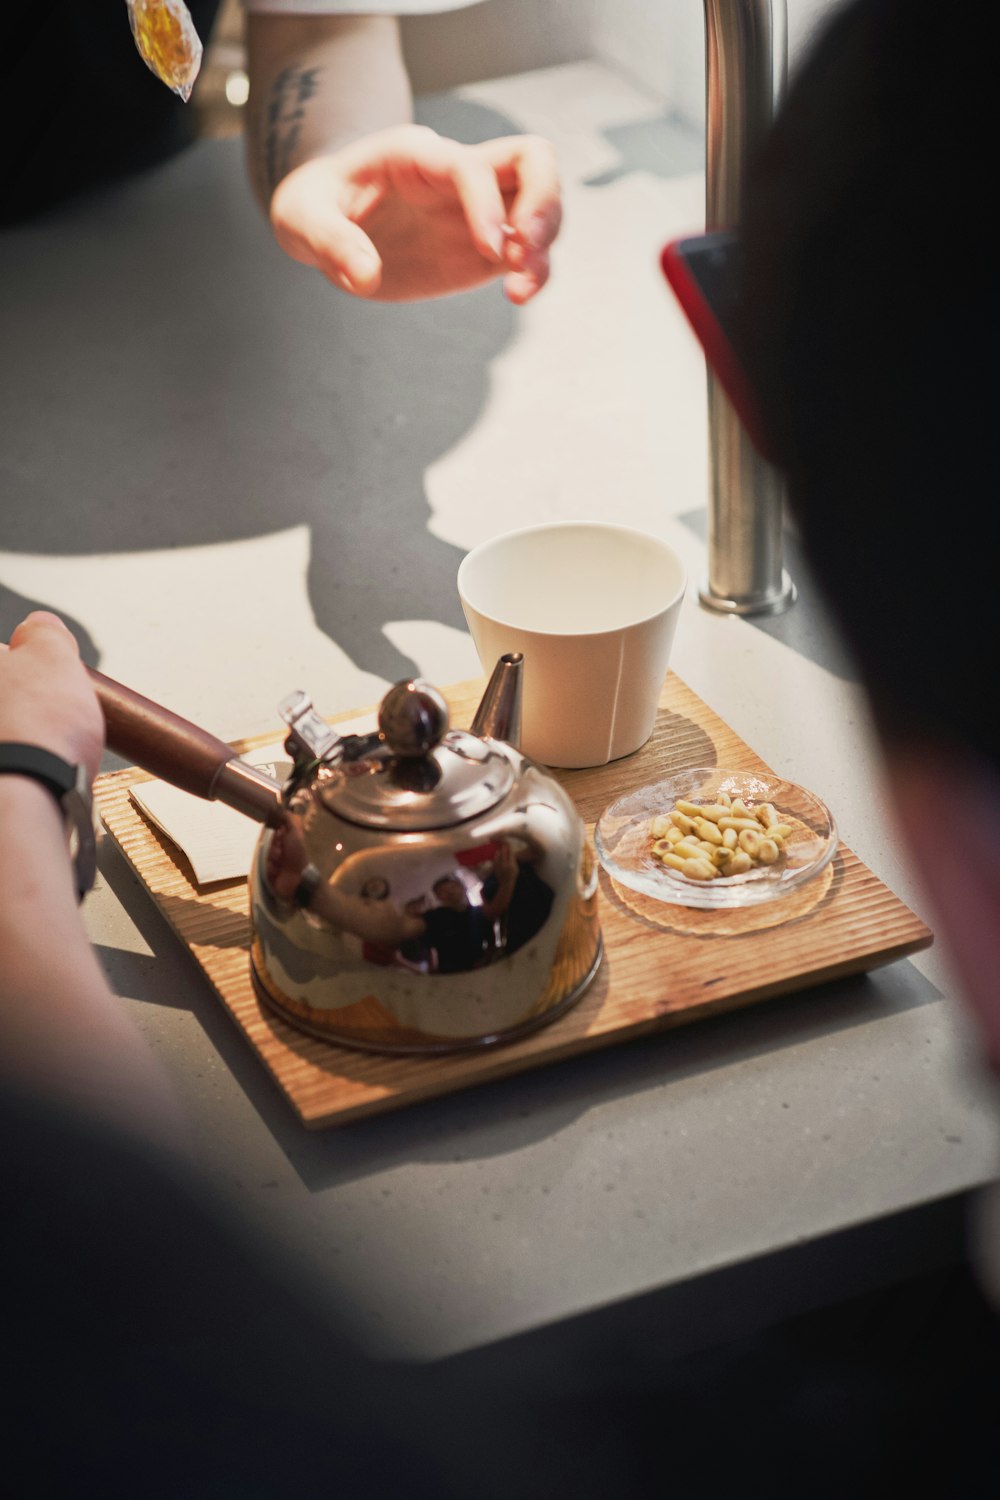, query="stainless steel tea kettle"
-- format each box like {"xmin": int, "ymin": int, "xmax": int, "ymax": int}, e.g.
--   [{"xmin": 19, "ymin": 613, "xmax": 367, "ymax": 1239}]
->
[{"xmin": 94, "ymin": 654, "xmax": 602, "ymax": 1053}]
